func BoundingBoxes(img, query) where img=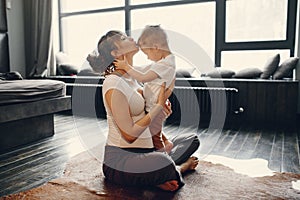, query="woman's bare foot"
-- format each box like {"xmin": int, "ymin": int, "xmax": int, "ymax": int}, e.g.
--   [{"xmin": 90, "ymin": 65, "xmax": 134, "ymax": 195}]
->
[
  {"xmin": 180, "ymin": 156, "xmax": 199, "ymax": 174},
  {"xmin": 157, "ymin": 180, "xmax": 179, "ymax": 191}
]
